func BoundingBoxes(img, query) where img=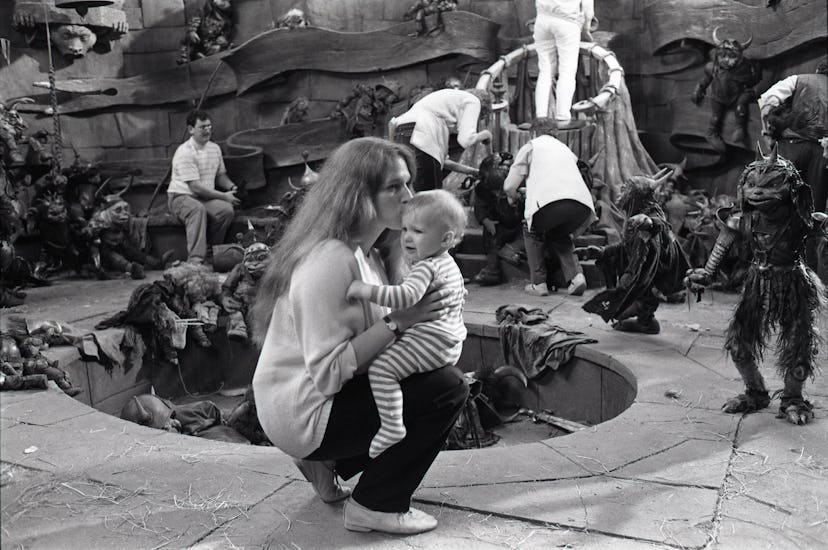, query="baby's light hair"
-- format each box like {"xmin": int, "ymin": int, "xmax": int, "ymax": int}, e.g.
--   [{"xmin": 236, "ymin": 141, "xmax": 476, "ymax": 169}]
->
[{"xmin": 405, "ymin": 189, "xmax": 467, "ymax": 247}]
